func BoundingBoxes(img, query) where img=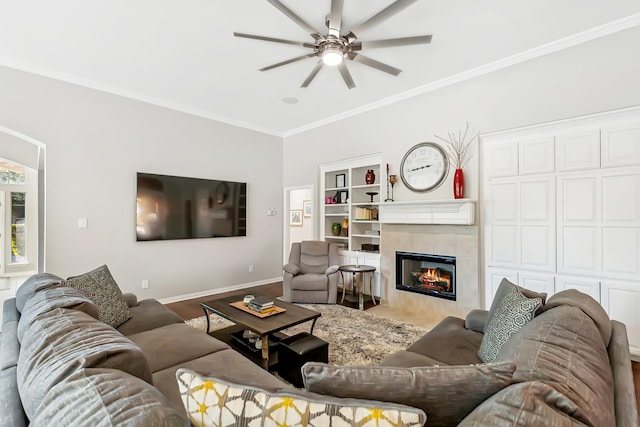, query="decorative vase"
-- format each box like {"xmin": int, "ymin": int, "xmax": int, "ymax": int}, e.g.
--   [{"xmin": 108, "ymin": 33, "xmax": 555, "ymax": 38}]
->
[
  {"xmin": 331, "ymin": 223, "xmax": 342, "ymax": 236},
  {"xmin": 365, "ymin": 169, "xmax": 375, "ymax": 185},
  {"xmin": 341, "ymin": 218, "xmax": 349, "ymax": 236},
  {"xmin": 453, "ymin": 168, "xmax": 464, "ymax": 199}
]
